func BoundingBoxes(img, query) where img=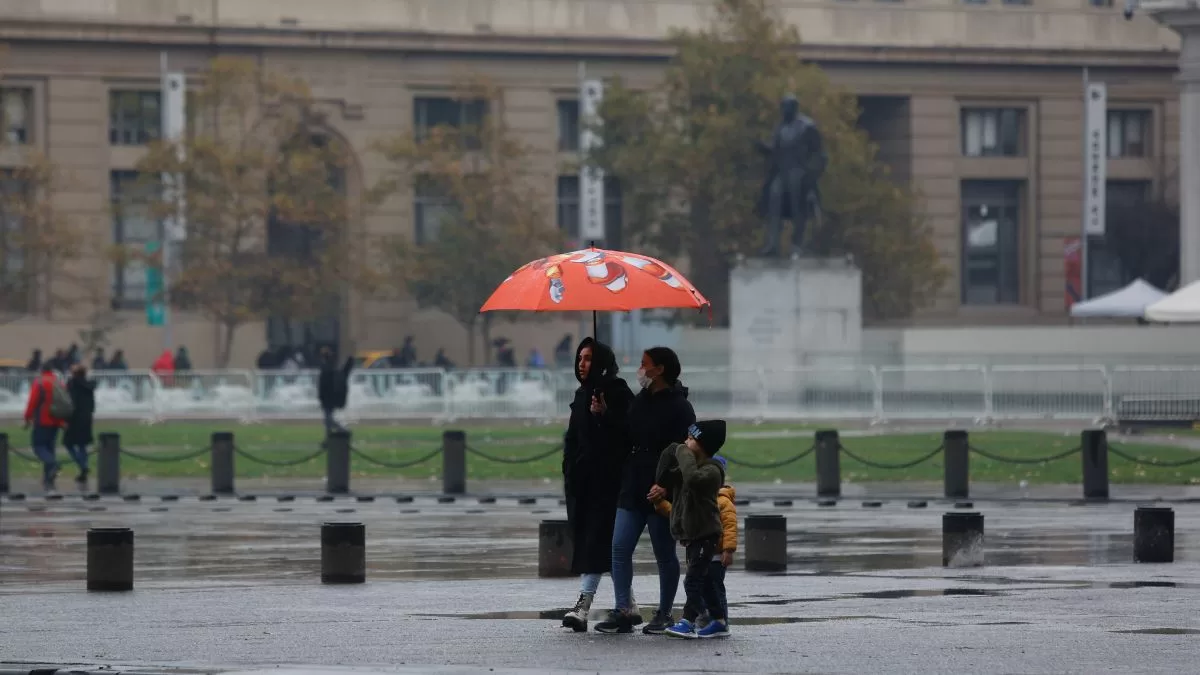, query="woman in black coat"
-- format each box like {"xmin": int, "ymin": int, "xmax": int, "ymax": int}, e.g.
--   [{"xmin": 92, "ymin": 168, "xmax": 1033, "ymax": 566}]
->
[
  {"xmin": 62, "ymin": 365, "xmax": 96, "ymax": 488},
  {"xmin": 560, "ymin": 337, "xmax": 633, "ymax": 632}
]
